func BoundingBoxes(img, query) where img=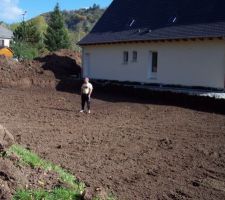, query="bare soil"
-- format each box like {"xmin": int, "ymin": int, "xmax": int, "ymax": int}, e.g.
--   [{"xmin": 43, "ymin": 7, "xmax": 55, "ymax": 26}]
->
[{"xmin": 0, "ymin": 88, "xmax": 224, "ymax": 200}]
